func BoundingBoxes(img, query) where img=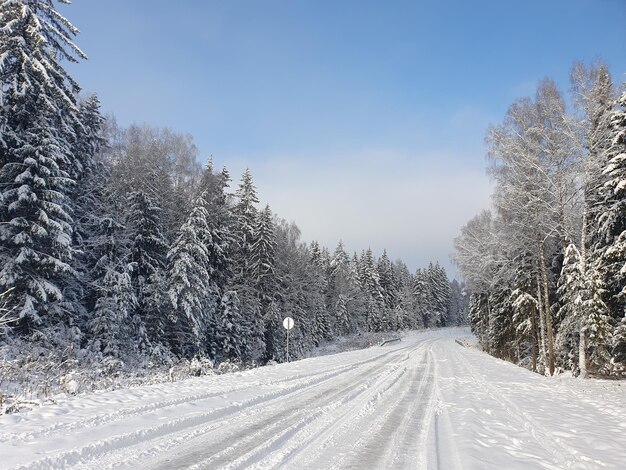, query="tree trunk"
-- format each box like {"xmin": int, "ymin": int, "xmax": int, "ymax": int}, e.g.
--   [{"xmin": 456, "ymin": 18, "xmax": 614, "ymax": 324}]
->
[
  {"xmin": 579, "ymin": 204, "xmax": 589, "ymax": 378},
  {"xmin": 540, "ymin": 240, "xmax": 555, "ymax": 375},
  {"xmin": 579, "ymin": 324, "xmax": 588, "ymax": 378},
  {"xmin": 530, "ymin": 304, "xmax": 538, "ymax": 373},
  {"xmin": 484, "ymin": 293, "xmax": 491, "ymax": 354},
  {"xmin": 536, "ymin": 267, "xmax": 548, "ymax": 371}
]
